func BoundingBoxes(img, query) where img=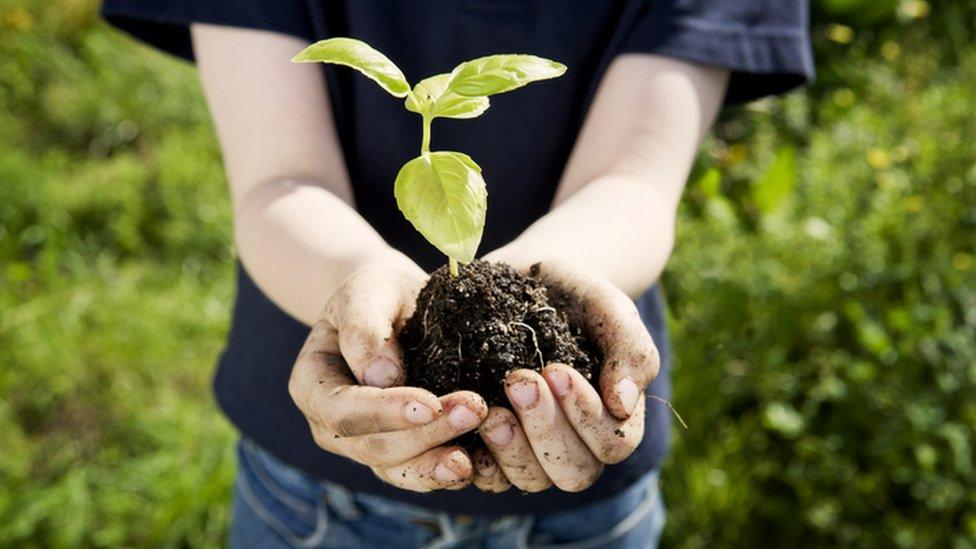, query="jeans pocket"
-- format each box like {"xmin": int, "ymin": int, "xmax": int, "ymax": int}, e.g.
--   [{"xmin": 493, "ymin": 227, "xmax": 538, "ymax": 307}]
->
[
  {"xmin": 529, "ymin": 473, "xmax": 665, "ymax": 549},
  {"xmin": 236, "ymin": 441, "xmax": 331, "ymax": 547}
]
